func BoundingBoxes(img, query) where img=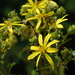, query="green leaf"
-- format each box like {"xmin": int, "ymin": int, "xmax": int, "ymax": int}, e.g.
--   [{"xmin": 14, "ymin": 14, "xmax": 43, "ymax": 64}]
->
[{"xmin": 7, "ymin": 62, "xmax": 16, "ymax": 74}]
